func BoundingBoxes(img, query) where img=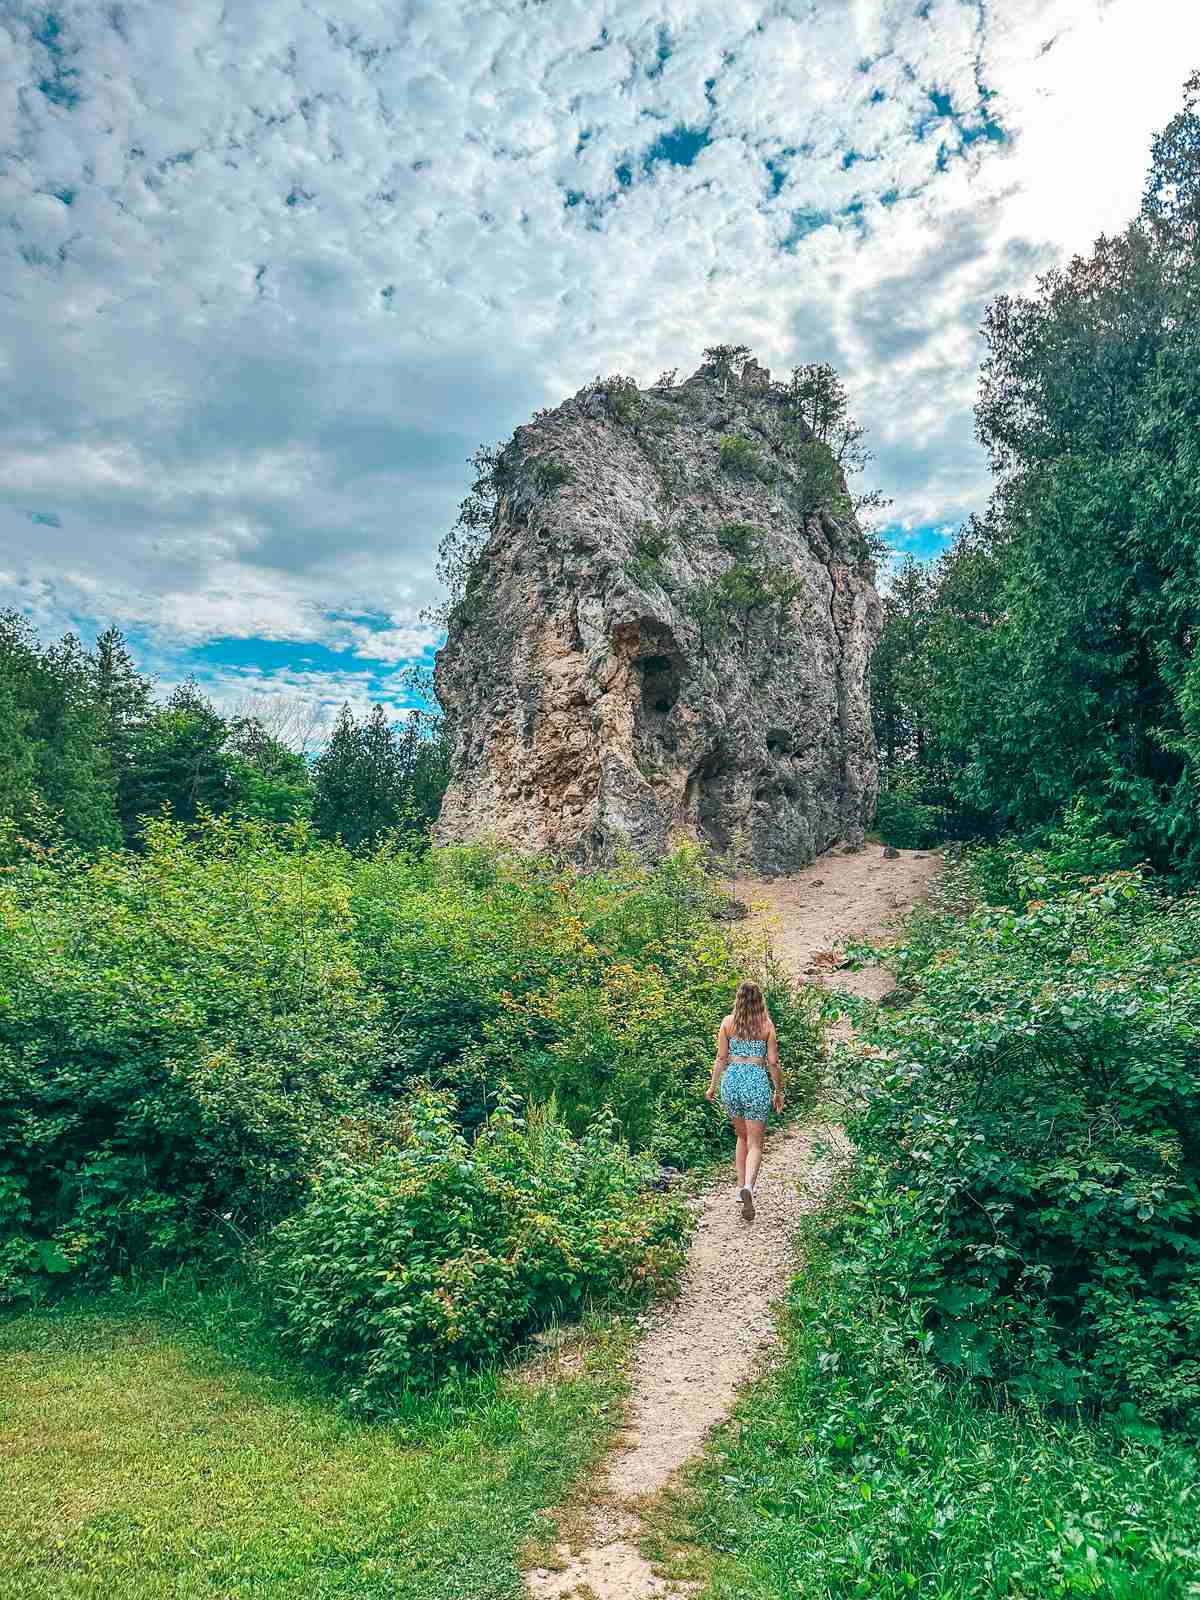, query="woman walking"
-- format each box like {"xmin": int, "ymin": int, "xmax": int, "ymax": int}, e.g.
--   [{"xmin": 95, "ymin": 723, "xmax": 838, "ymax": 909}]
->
[{"xmin": 705, "ymin": 979, "xmax": 784, "ymax": 1221}]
